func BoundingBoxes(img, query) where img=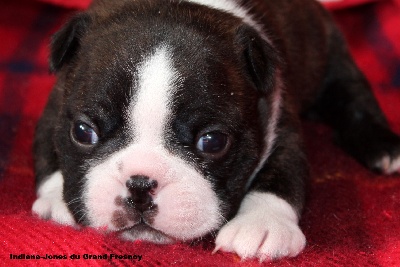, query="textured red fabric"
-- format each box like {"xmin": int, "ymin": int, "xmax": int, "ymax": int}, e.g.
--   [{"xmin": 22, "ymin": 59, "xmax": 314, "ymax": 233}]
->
[{"xmin": 1, "ymin": 0, "xmax": 399, "ymax": 266}]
